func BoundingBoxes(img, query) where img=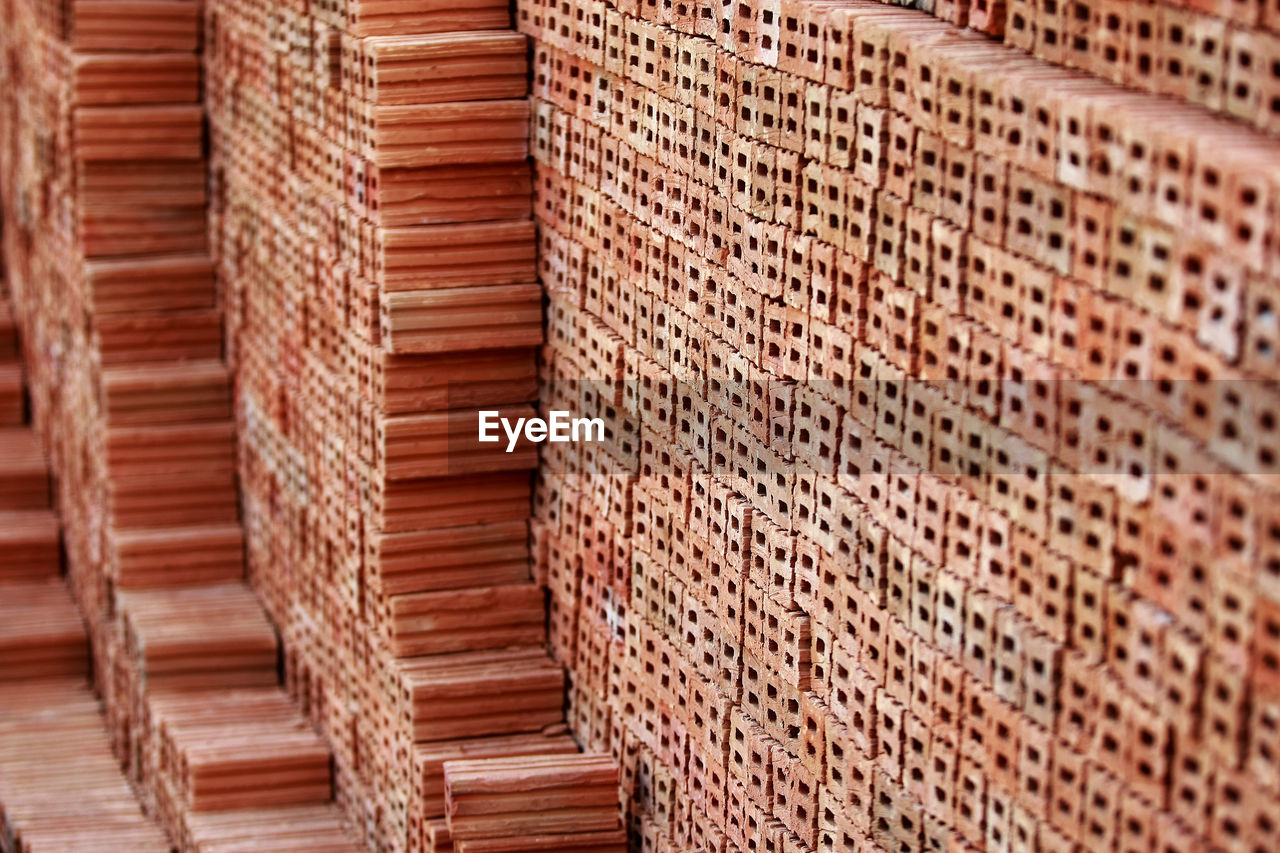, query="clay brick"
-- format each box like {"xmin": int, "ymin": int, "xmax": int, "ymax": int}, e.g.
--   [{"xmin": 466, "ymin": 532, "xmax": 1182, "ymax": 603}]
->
[
  {"xmin": 824, "ymin": 719, "xmax": 874, "ymax": 827},
  {"xmin": 915, "ymin": 303, "xmax": 955, "ymax": 387},
  {"xmin": 1068, "ymin": 564, "xmax": 1108, "ymax": 663},
  {"xmin": 935, "ymin": 45, "xmax": 990, "ymax": 151},
  {"xmin": 820, "ymin": 6, "xmax": 856, "ymax": 91},
  {"xmin": 853, "ymin": 103, "xmax": 890, "ymax": 190},
  {"xmin": 985, "ymin": 784, "xmax": 1016, "ymax": 852},
  {"xmin": 885, "ymin": 111, "xmax": 916, "ymax": 200},
  {"xmin": 960, "ymin": 677, "xmax": 996, "ymax": 769},
  {"xmin": 922, "ymin": 226, "xmax": 965, "ymax": 318},
  {"xmin": 848, "ymin": 8, "xmax": 901, "ymax": 108},
  {"xmin": 1203, "ymin": 650, "xmax": 1248, "ymax": 770},
  {"xmin": 792, "ymin": 385, "xmax": 841, "ymax": 478},
  {"xmin": 977, "ymin": 506, "xmax": 1013, "ymax": 603},
  {"xmin": 992, "ymin": 606, "xmax": 1024, "ymax": 707},
  {"xmin": 1047, "ymin": 732, "xmax": 1087, "ymax": 837},
  {"xmin": 968, "ymin": 0, "xmax": 1007, "ymax": 36},
  {"xmin": 871, "ymin": 766, "xmax": 924, "ymax": 852},
  {"xmin": 1123, "ymin": 694, "xmax": 1170, "ymax": 807},
  {"xmin": 1081, "ymin": 763, "xmax": 1121, "ymax": 851},
  {"xmin": 953, "ymin": 753, "xmax": 986, "ymax": 844},
  {"xmin": 1000, "ymin": 0, "xmax": 1036, "ymax": 53},
  {"xmin": 730, "ymin": 704, "xmax": 773, "ymax": 804},
  {"xmin": 924, "ymin": 729, "xmax": 958, "ymax": 827},
  {"xmin": 1154, "ymin": 808, "xmax": 1202, "ymax": 853},
  {"xmin": 1058, "ymin": 648, "xmax": 1099, "ymax": 752},
  {"xmin": 776, "ymin": 1, "xmax": 809, "ymax": 78},
  {"xmin": 804, "ymin": 82, "xmax": 831, "ymax": 163},
  {"xmin": 817, "ymin": 795, "xmax": 865, "ymax": 853},
  {"xmin": 912, "ymin": 130, "xmax": 948, "ymax": 219},
  {"xmin": 940, "ymin": 142, "xmax": 976, "ymax": 232},
  {"xmin": 886, "ymin": 615, "xmax": 914, "ymax": 708},
  {"xmin": 1170, "ymin": 739, "xmax": 1214, "ymax": 839},
  {"xmin": 935, "ymin": 0, "xmax": 972, "ymax": 28},
  {"xmin": 771, "ymin": 744, "xmax": 819, "ymax": 846},
  {"xmin": 1253, "ymin": 594, "xmax": 1280, "ymax": 697},
  {"xmin": 843, "ymin": 175, "xmax": 877, "ymax": 264},
  {"xmin": 1005, "ymin": 166, "xmax": 1072, "ymax": 274},
  {"xmin": 761, "ymin": 594, "xmax": 812, "ymax": 690},
  {"xmin": 902, "ymin": 207, "xmax": 933, "ymax": 297},
  {"xmin": 1014, "ymin": 716, "xmax": 1052, "ymax": 822}
]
